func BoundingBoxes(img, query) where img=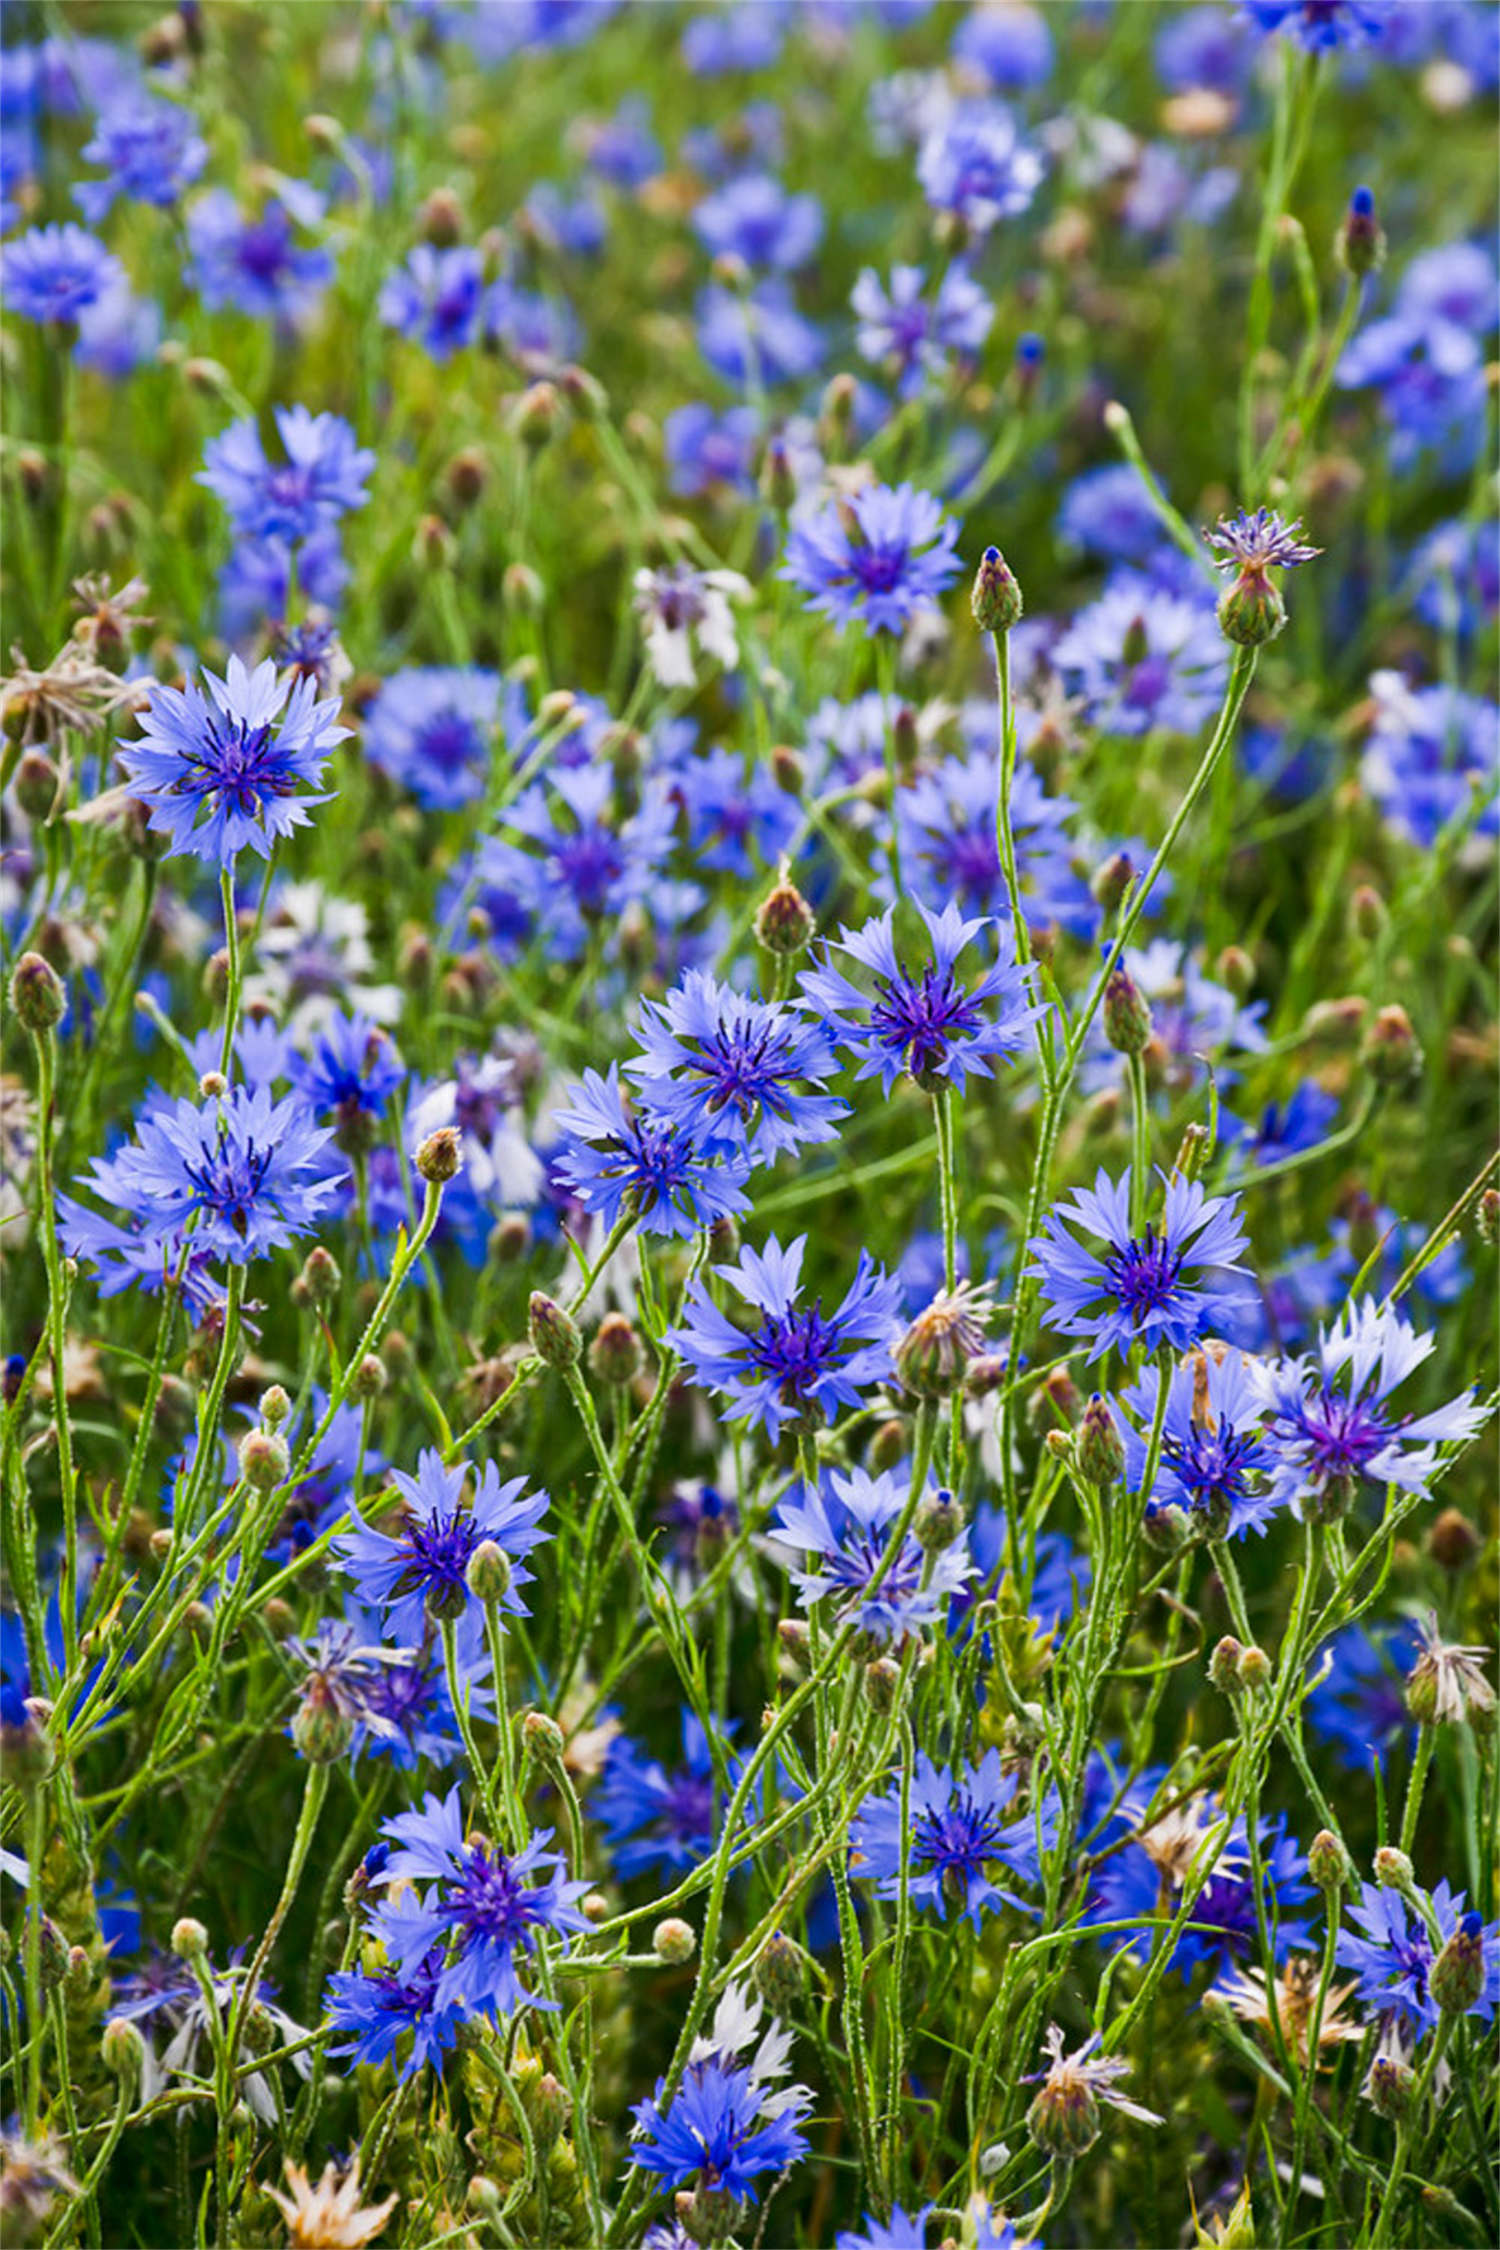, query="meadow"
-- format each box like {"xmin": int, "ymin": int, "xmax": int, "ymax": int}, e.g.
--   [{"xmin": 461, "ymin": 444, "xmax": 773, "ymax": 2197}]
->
[{"xmin": 0, "ymin": 3, "xmax": 1497, "ymax": 2246}]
